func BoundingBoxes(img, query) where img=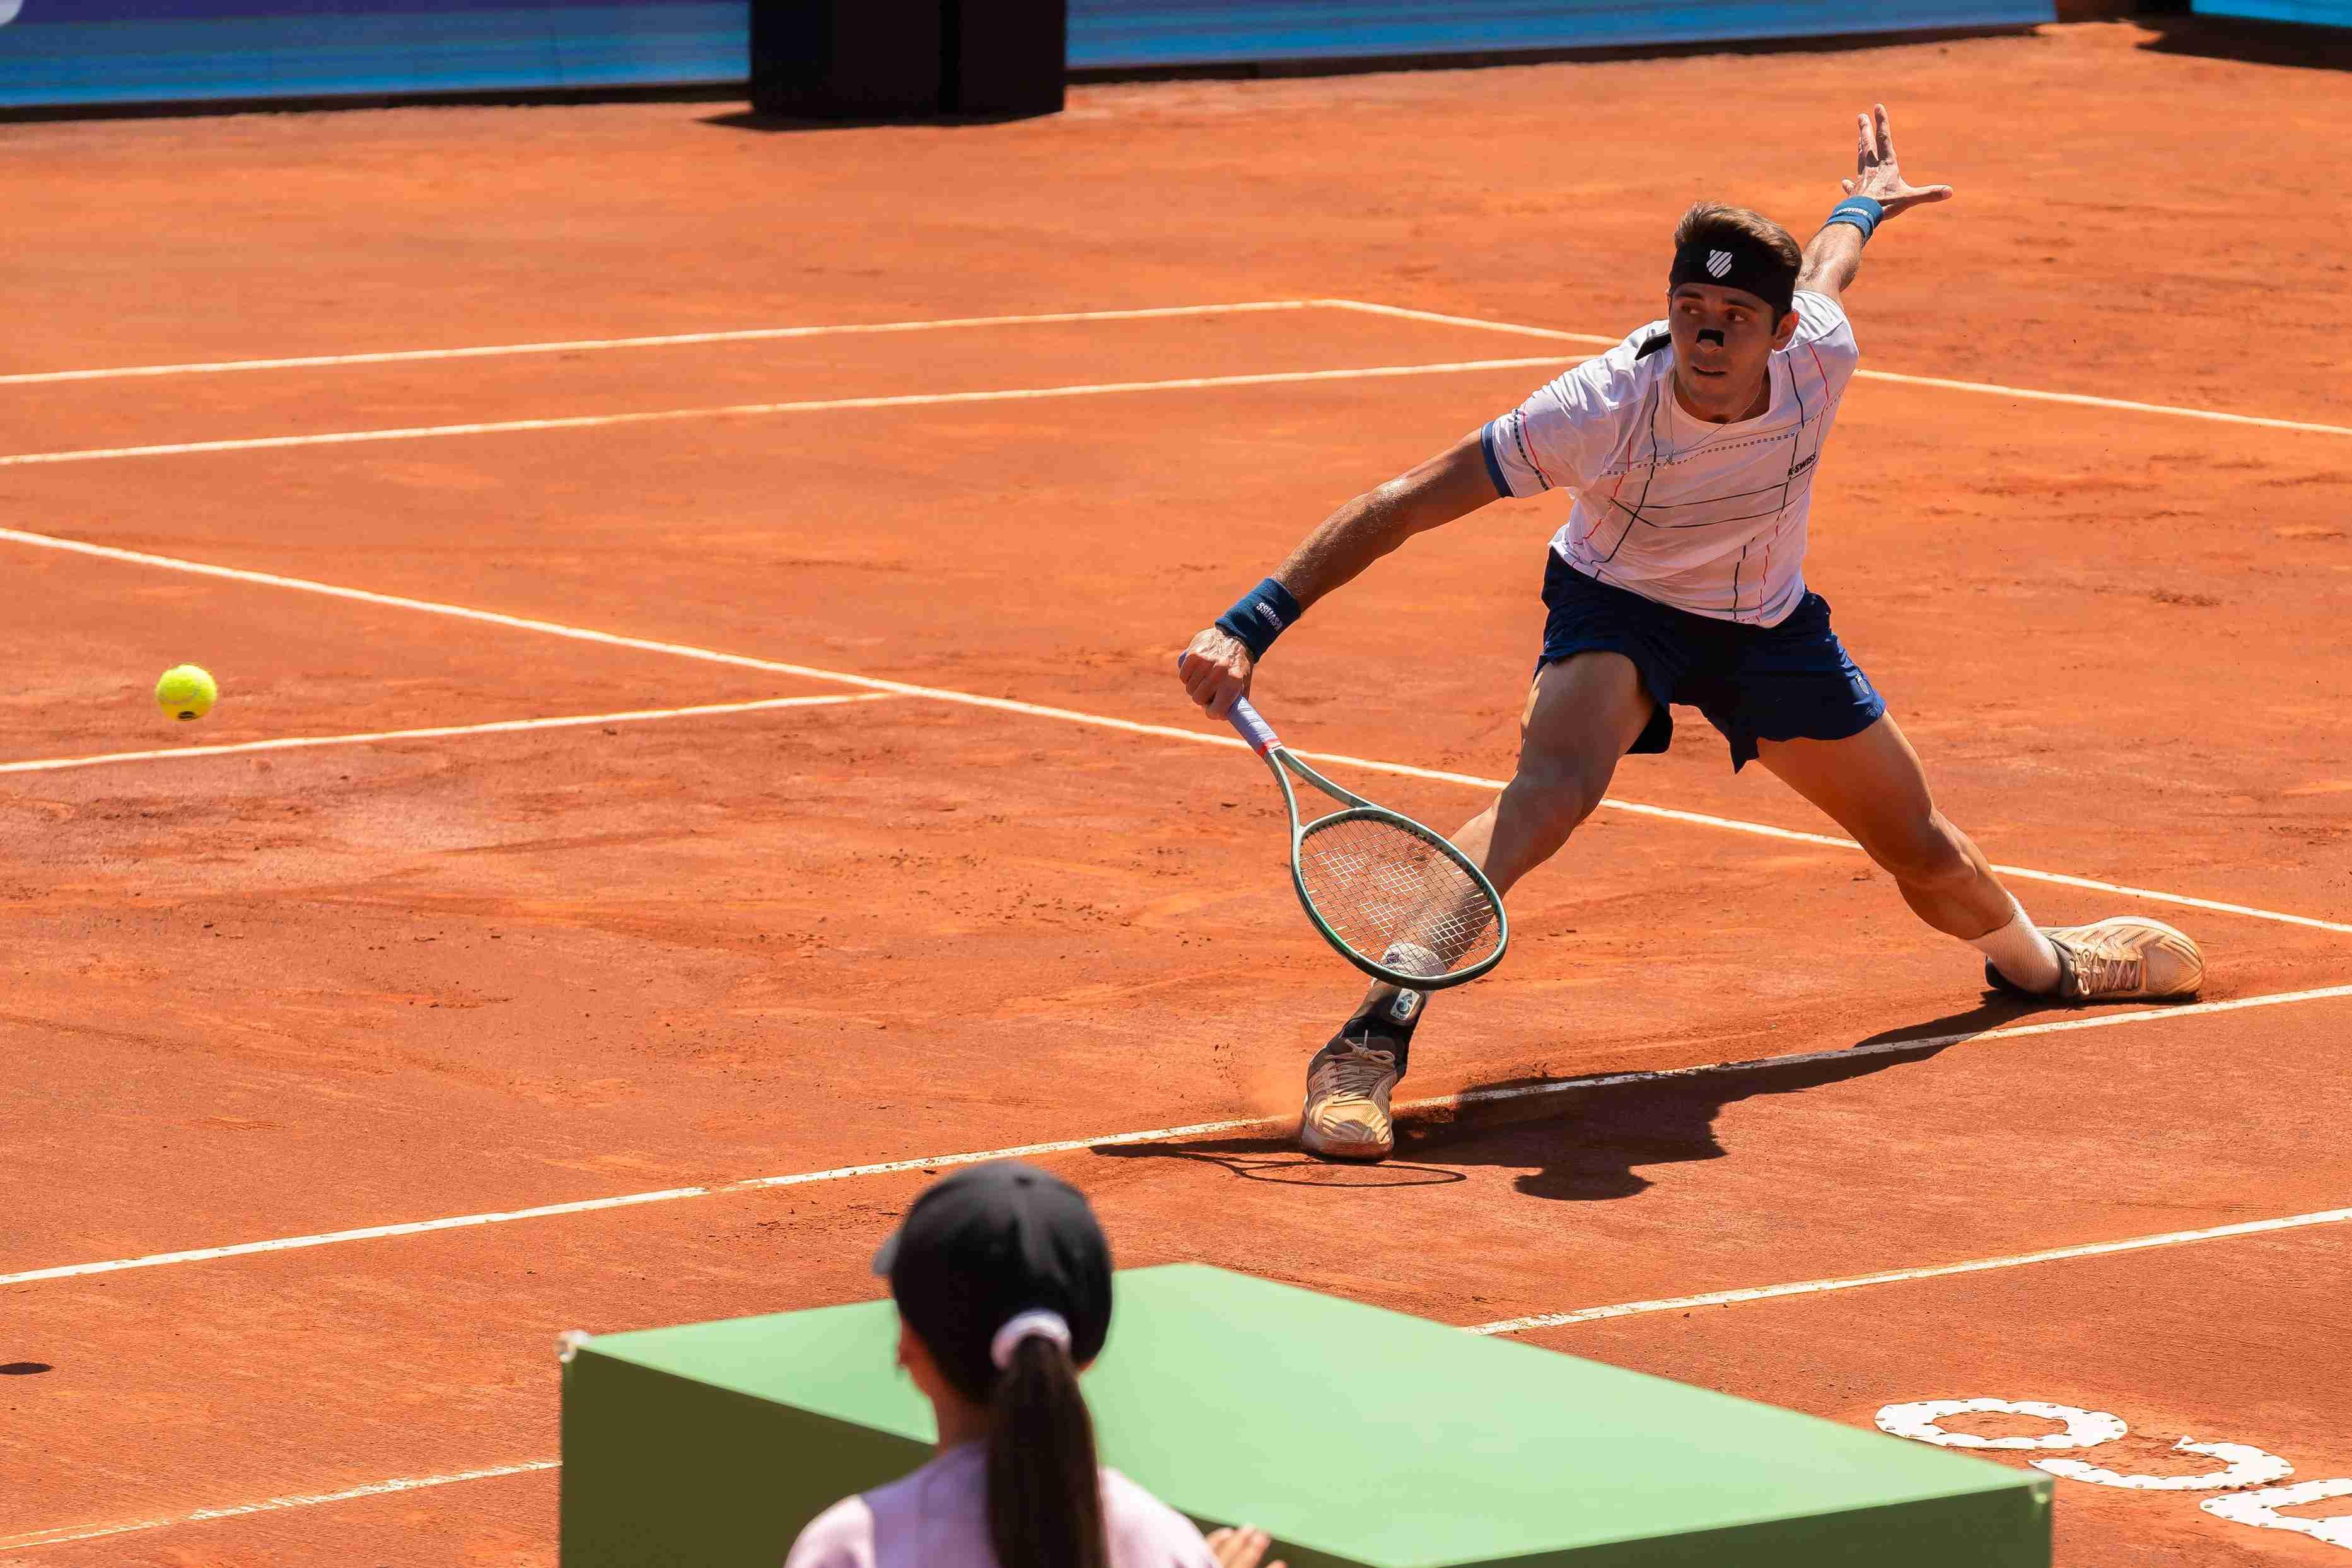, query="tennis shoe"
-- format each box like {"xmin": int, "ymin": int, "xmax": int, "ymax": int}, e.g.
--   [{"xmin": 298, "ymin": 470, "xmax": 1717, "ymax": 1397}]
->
[
  {"xmin": 1300, "ymin": 1038, "xmax": 1399, "ymax": 1161},
  {"xmin": 1984, "ymin": 915, "xmax": 2204, "ymax": 1002}
]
